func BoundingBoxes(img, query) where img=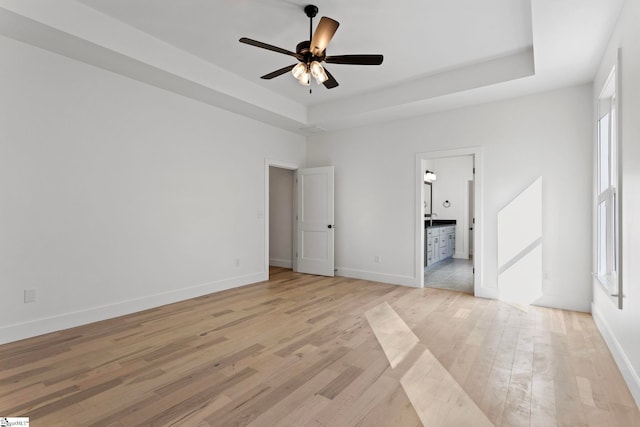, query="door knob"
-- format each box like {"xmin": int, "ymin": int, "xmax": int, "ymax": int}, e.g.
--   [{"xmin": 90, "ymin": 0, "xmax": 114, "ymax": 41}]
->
[{"xmin": 327, "ymin": 224, "xmax": 334, "ymax": 229}]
